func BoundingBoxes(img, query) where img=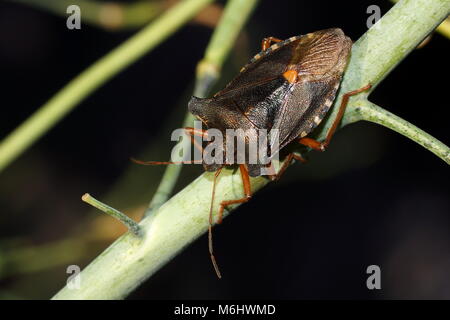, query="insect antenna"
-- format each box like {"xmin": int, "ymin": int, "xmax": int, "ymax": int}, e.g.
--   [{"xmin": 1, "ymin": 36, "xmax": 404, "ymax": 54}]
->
[
  {"xmin": 209, "ymin": 167, "xmax": 223, "ymax": 279},
  {"xmin": 130, "ymin": 158, "xmax": 203, "ymax": 165}
]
